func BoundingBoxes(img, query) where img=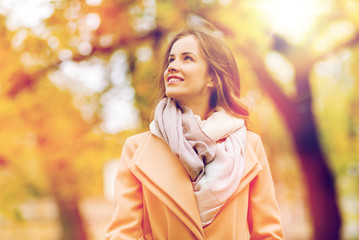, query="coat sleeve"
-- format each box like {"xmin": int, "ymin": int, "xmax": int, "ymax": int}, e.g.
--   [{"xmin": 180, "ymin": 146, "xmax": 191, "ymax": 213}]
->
[
  {"xmin": 248, "ymin": 135, "xmax": 284, "ymax": 239},
  {"xmin": 105, "ymin": 137, "xmax": 144, "ymax": 240}
]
